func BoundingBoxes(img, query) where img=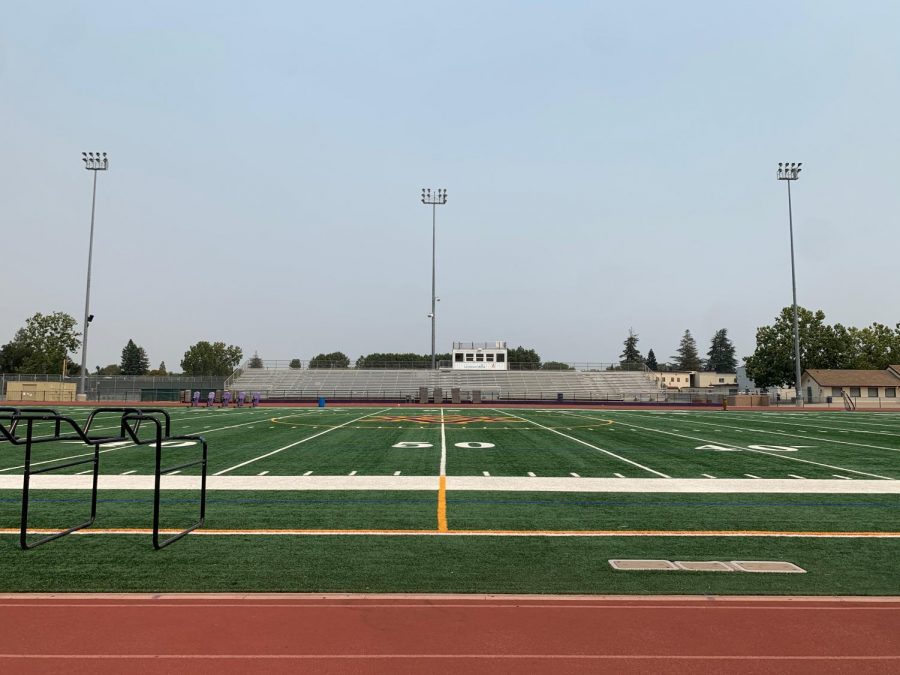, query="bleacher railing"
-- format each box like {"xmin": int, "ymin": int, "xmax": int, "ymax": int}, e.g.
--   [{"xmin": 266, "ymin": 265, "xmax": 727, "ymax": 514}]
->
[{"xmin": 229, "ymin": 360, "xmax": 652, "ymax": 372}]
